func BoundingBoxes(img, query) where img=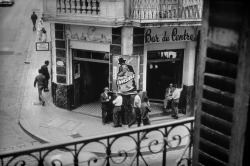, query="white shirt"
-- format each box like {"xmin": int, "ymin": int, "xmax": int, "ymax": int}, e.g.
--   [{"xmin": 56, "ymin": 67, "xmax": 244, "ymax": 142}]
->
[
  {"xmin": 172, "ymin": 88, "xmax": 183, "ymax": 100},
  {"xmin": 104, "ymin": 92, "xmax": 108, "ymax": 98},
  {"xmin": 134, "ymin": 94, "xmax": 141, "ymax": 108},
  {"xmin": 113, "ymin": 95, "xmax": 123, "ymax": 106}
]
